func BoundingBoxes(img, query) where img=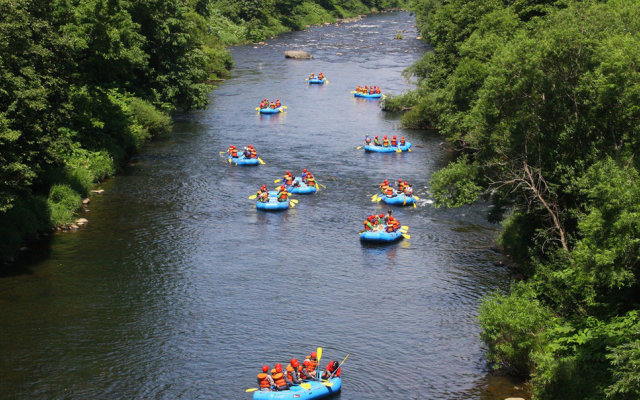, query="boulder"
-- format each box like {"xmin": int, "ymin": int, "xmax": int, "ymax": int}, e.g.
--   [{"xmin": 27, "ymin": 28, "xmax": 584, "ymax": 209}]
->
[
  {"xmin": 69, "ymin": 224, "xmax": 79, "ymax": 230},
  {"xmin": 285, "ymin": 50, "xmax": 313, "ymax": 59},
  {"xmin": 82, "ymin": 198, "xmax": 90, "ymax": 205},
  {"xmin": 91, "ymin": 189, "xmax": 104, "ymax": 194},
  {"xmin": 76, "ymin": 218, "xmax": 88, "ymax": 226}
]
